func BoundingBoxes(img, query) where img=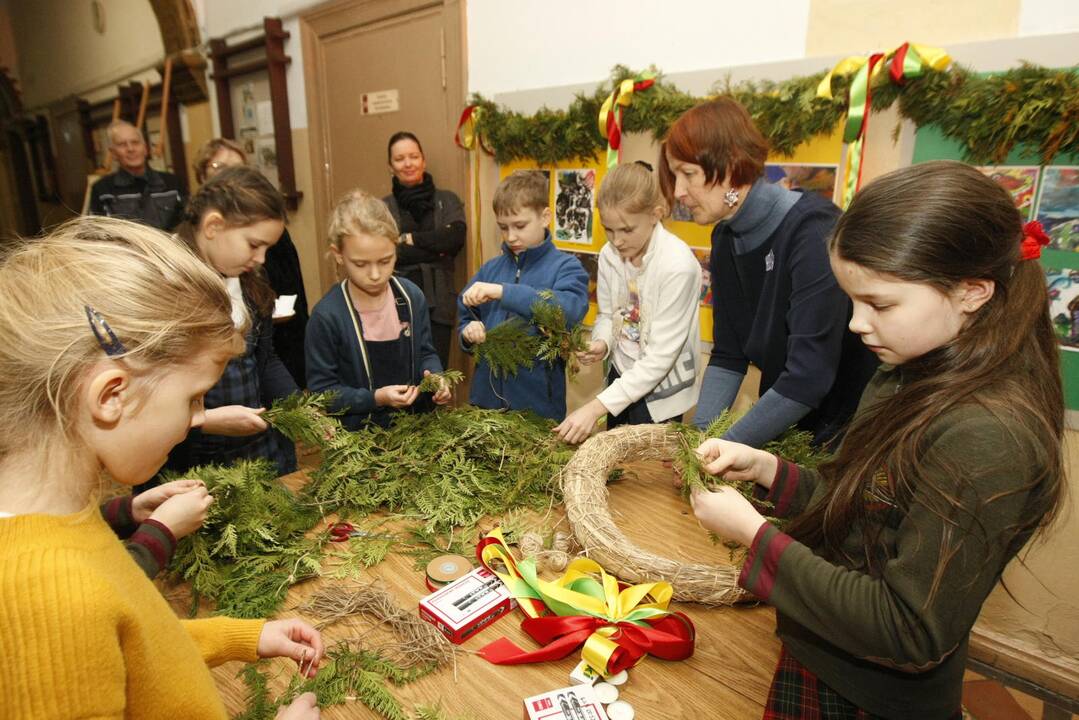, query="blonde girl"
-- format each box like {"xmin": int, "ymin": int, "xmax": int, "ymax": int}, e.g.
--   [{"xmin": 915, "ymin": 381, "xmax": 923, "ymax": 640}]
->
[
  {"xmin": 690, "ymin": 161, "xmax": 1064, "ymax": 718},
  {"xmin": 555, "ymin": 161, "xmax": 702, "ymax": 443},
  {"xmin": 170, "ymin": 165, "xmax": 298, "ymax": 476},
  {"xmin": 306, "ymin": 189, "xmax": 449, "ymax": 430},
  {"xmin": 0, "ymin": 217, "xmax": 322, "ymax": 719}
]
